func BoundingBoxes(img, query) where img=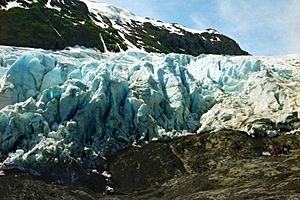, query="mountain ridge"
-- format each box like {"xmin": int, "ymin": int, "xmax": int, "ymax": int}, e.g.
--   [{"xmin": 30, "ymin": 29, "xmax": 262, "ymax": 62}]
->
[{"xmin": 0, "ymin": 0, "xmax": 249, "ymax": 55}]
